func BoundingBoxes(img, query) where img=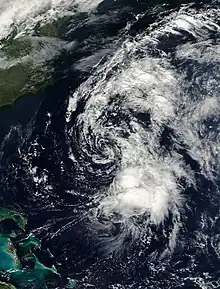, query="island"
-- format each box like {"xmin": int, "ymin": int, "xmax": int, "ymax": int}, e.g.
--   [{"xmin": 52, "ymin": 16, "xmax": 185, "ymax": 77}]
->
[{"xmin": 0, "ymin": 207, "xmax": 77, "ymax": 289}]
